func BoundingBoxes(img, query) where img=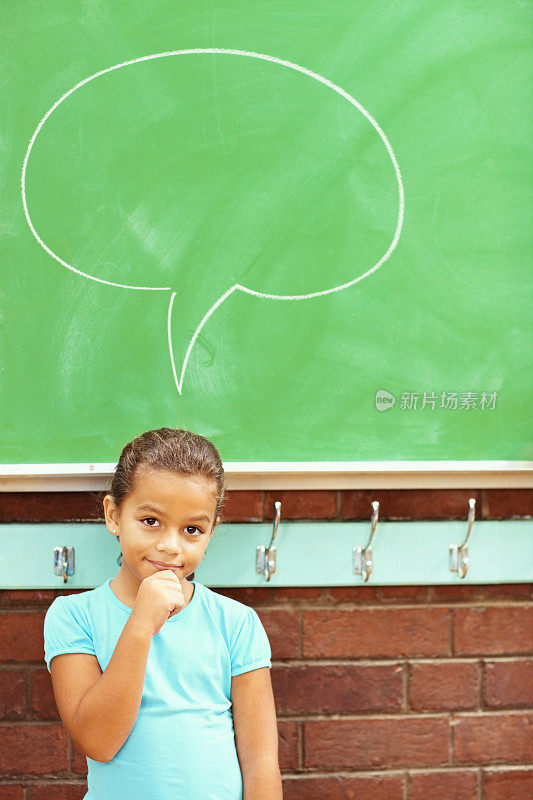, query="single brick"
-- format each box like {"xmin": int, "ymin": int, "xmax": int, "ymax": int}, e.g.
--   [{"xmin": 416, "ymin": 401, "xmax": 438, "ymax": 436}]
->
[
  {"xmin": 410, "ymin": 769, "xmax": 478, "ymax": 800},
  {"xmin": 214, "ymin": 586, "xmax": 276, "ymax": 605},
  {"xmin": 478, "ymin": 585, "xmax": 532, "ymax": 601},
  {"xmin": 71, "ymin": 744, "xmax": 89, "ymax": 775},
  {"xmin": 214, "ymin": 586, "xmax": 322, "ymax": 605},
  {"xmin": 223, "ymin": 490, "xmax": 263, "ymax": 521},
  {"xmin": 431, "ymin": 585, "xmax": 485, "ymax": 602},
  {"xmin": 432, "ymin": 585, "xmax": 532, "ymax": 602},
  {"xmin": 266, "ymin": 587, "xmax": 323, "ymax": 603},
  {"xmin": 481, "ymin": 490, "xmax": 533, "ymax": 519},
  {"xmin": 304, "ymin": 607, "xmax": 450, "ymax": 658},
  {"xmin": 0, "ymin": 724, "xmax": 68, "ymax": 774},
  {"xmin": 380, "ymin": 585, "xmax": 428, "ymax": 601},
  {"xmin": 282, "ymin": 773, "xmax": 404, "ymax": 800},
  {"xmin": 341, "ymin": 489, "xmax": 481, "ymax": 520},
  {"xmin": 485, "ymin": 660, "xmax": 533, "ymax": 708},
  {"xmin": 272, "ymin": 663, "xmax": 403, "ymax": 714},
  {"xmin": 0, "ymin": 492, "xmax": 102, "ymax": 522},
  {"xmin": 0, "ymin": 786, "xmax": 24, "ymax": 800},
  {"xmin": 31, "ymin": 668, "xmax": 60, "ymax": 720},
  {"xmin": 28, "ymin": 786, "xmax": 87, "ymax": 800},
  {"xmin": 5, "ymin": 590, "xmax": 55, "ymax": 605},
  {"xmin": 454, "ymin": 607, "xmax": 533, "ymax": 656},
  {"xmin": 409, "ymin": 661, "xmax": 478, "ymax": 711},
  {"xmin": 256, "ymin": 609, "xmax": 300, "ymax": 659},
  {"xmin": 484, "ymin": 768, "xmax": 533, "ymax": 800},
  {"xmin": 264, "ymin": 491, "xmax": 337, "ymax": 519},
  {"xmin": 304, "ymin": 717, "xmax": 449, "ymax": 769},
  {"xmin": 277, "ymin": 720, "xmax": 299, "ymax": 771},
  {"xmin": 327, "ymin": 586, "xmax": 381, "ymax": 603},
  {"xmin": 0, "ymin": 669, "xmax": 25, "ymax": 720},
  {"xmin": 0, "ymin": 611, "xmax": 47, "ymax": 662},
  {"xmin": 454, "ymin": 713, "xmax": 533, "ymax": 763}
]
